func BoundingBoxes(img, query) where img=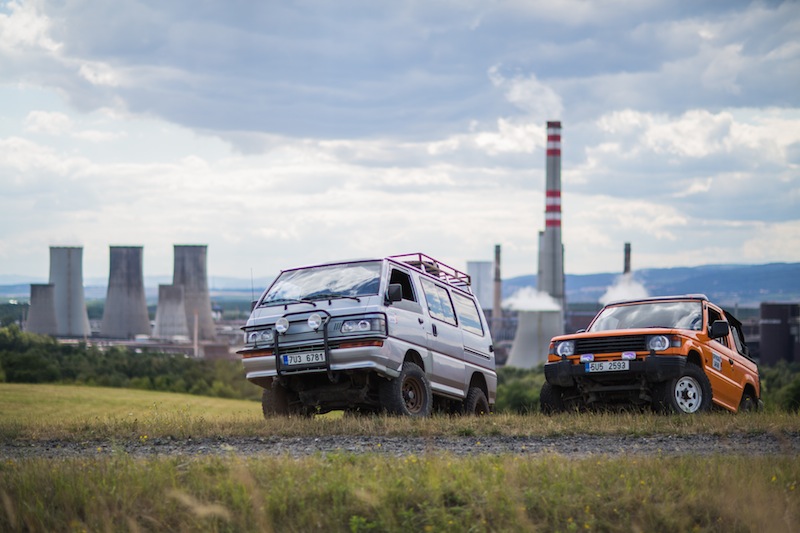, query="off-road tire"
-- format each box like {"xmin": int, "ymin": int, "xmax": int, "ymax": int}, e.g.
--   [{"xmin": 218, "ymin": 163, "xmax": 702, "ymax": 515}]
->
[
  {"xmin": 540, "ymin": 382, "xmax": 569, "ymax": 414},
  {"xmin": 653, "ymin": 364, "xmax": 713, "ymax": 414},
  {"xmin": 464, "ymin": 386, "xmax": 490, "ymax": 415},
  {"xmin": 379, "ymin": 362, "xmax": 432, "ymax": 417},
  {"xmin": 261, "ymin": 383, "xmax": 290, "ymax": 417},
  {"xmin": 739, "ymin": 391, "xmax": 759, "ymax": 412}
]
